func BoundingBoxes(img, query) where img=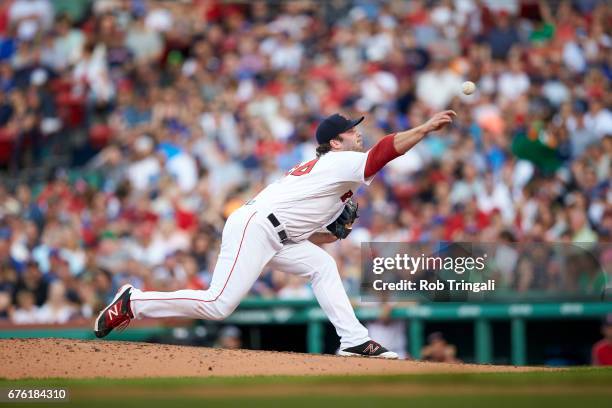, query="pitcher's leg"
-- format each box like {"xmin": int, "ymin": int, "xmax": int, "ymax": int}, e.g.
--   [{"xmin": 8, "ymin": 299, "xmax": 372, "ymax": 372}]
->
[
  {"xmin": 267, "ymin": 241, "xmax": 369, "ymax": 348},
  {"xmin": 130, "ymin": 209, "xmax": 278, "ymax": 320}
]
